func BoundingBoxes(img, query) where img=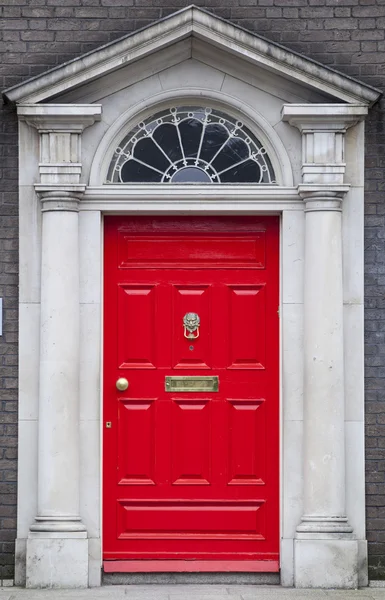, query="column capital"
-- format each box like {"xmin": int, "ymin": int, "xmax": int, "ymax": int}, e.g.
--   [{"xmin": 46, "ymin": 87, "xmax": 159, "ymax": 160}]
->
[
  {"xmin": 37, "ymin": 188, "xmax": 84, "ymax": 212},
  {"xmin": 18, "ymin": 104, "xmax": 102, "ymax": 187},
  {"xmin": 298, "ymin": 185, "xmax": 349, "ymax": 212},
  {"xmin": 282, "ymin": 104, "xmax": 367, "ymax": 186}
]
